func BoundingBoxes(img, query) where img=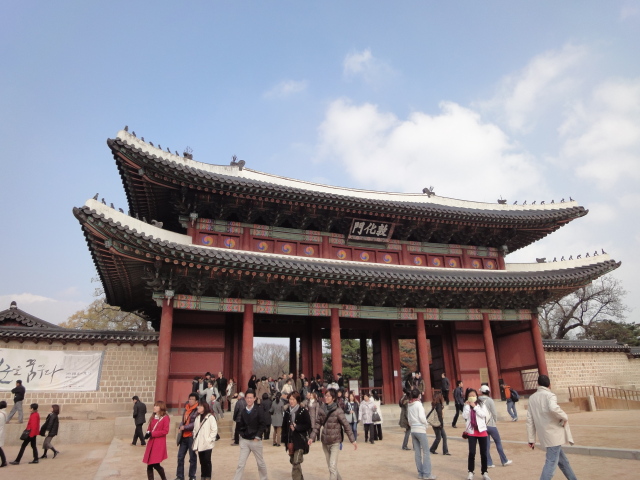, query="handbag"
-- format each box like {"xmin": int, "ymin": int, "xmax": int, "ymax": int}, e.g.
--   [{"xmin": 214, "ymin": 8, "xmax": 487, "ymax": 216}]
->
[
  {"xmin": 20, "ymin": 429, "xmax": 31, "ymax": 441},
  {"xmin": 371, "ymin": 410, "xmax": 381, "ymax": 423},
  {"xmin": 426, "ymin": 407, "xmax": 441, "ymax": 428},
  {"xmin": 344, "ymin": 411, "xmax": 354, "ymax": 423}
]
